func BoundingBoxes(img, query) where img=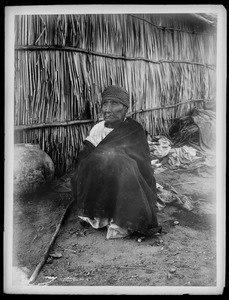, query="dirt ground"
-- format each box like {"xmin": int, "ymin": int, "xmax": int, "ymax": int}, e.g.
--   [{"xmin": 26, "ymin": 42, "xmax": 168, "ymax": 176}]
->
[{"xmin": 12, "ymin": 166, "xmax": 217, "ymax": 292}]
